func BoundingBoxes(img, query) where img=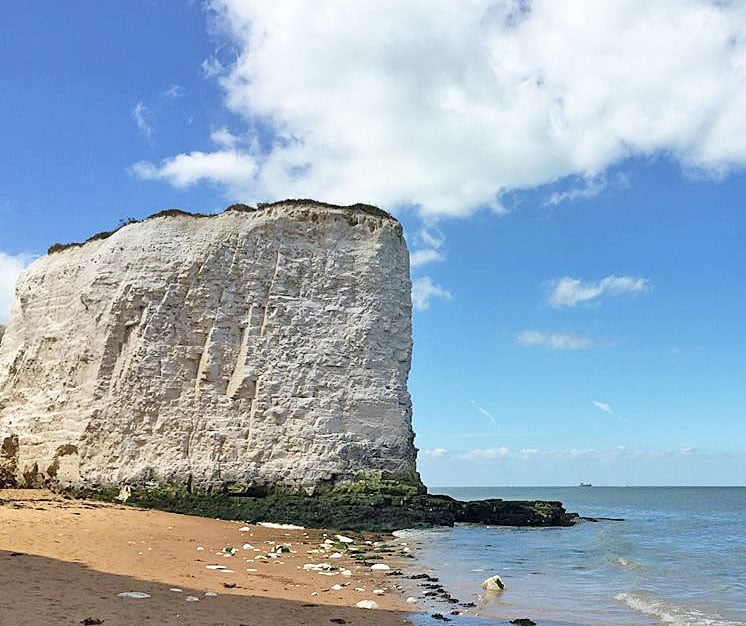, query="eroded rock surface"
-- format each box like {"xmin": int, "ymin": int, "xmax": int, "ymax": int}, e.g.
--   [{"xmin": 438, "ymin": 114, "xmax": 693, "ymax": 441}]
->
[{"xmin": 0, "ymin": 200, "xmax": 415, "ymax": 492}]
